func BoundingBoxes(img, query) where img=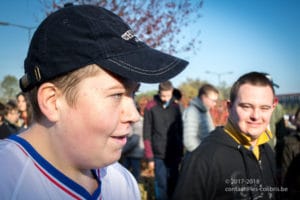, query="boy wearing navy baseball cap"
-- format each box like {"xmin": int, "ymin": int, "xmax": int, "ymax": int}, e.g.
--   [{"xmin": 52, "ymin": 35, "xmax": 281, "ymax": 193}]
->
[{"xmin": 0, "ymin": 5, "xmax": 187, "ymax": 199}]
